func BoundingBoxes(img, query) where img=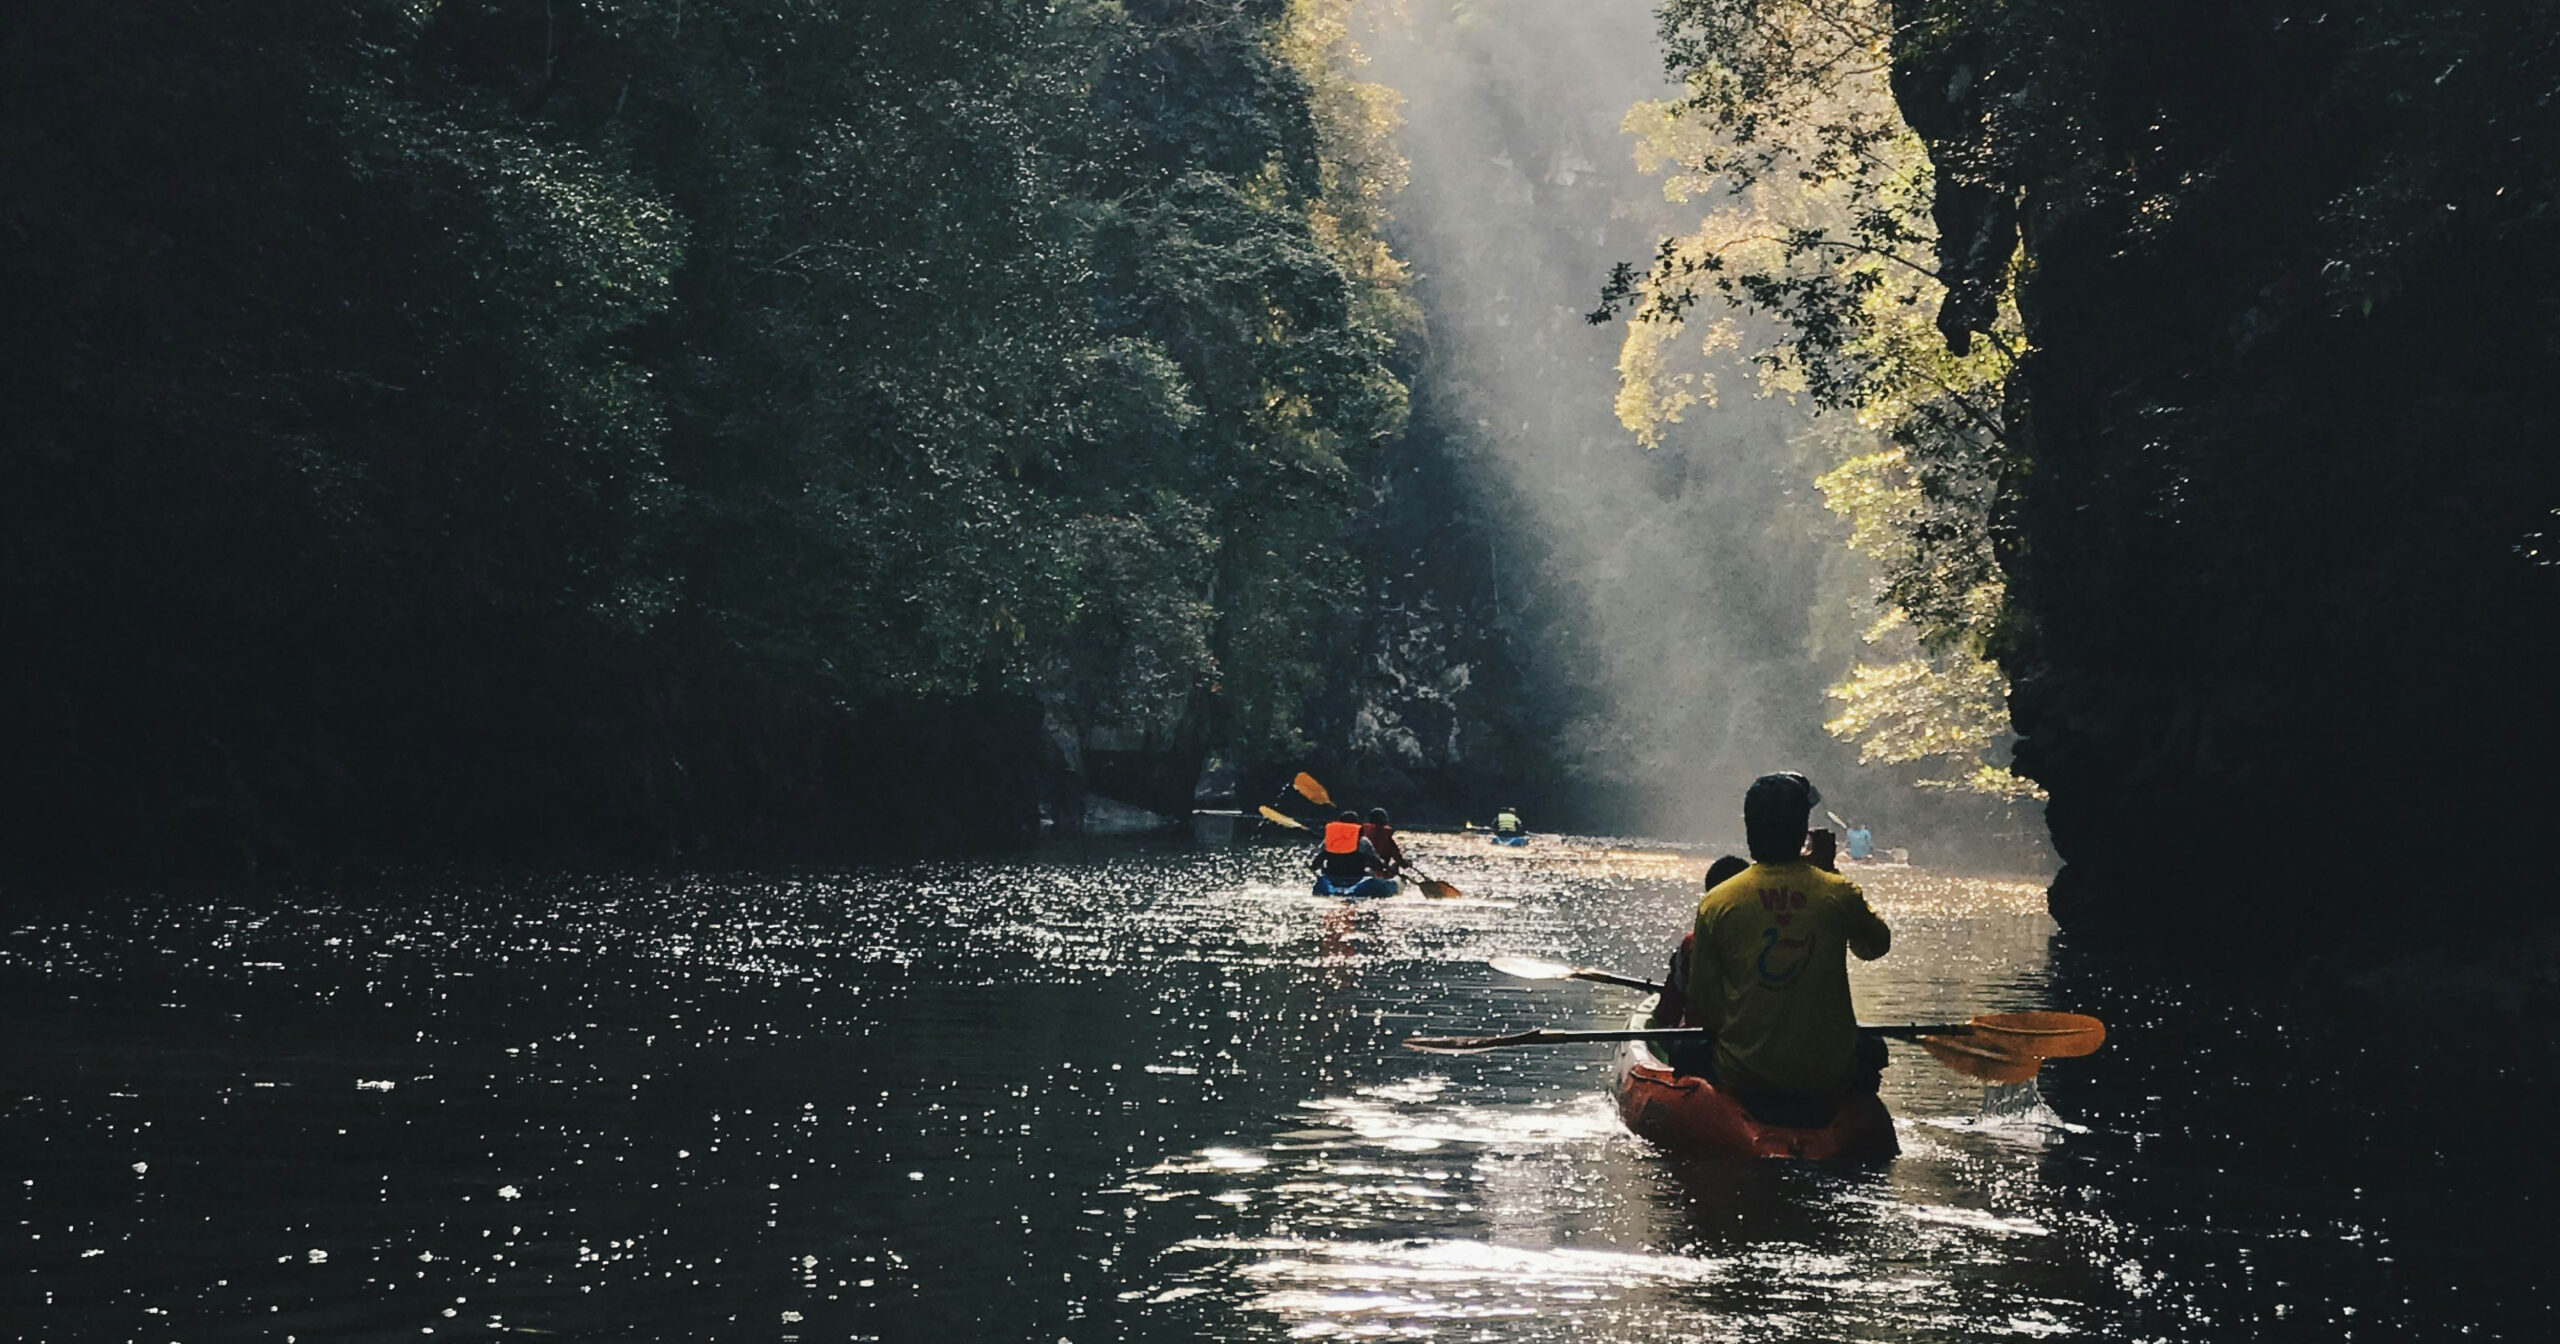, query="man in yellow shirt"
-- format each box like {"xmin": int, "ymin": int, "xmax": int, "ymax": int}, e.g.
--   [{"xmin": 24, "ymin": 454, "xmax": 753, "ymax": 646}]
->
[{"xmin": 1681, "ymin": 772, "xmax": 1892, "ymax": 1108}]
